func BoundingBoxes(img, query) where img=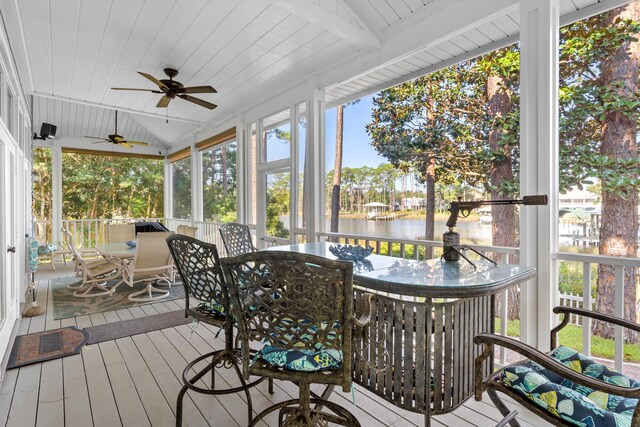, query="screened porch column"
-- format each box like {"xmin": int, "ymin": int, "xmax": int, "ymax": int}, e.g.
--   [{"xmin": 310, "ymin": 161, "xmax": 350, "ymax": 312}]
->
[
  {"xmin": 163, "ymin": 157, "xmax": 172, "ymax": 220},
  {"xmin": 305, "ymin": 88, "xmax": 326, "ymax": 243},
  {"xmin": 51, "ymin": 145, "xmax": 62, "ymax": 244},
  {"xmin": 519, "ymin": 0, "xmax": 560, "ymax": 350},
  {"xmin": 190, "ymin": 141, "xmax": 203, "ymax": 223}
]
